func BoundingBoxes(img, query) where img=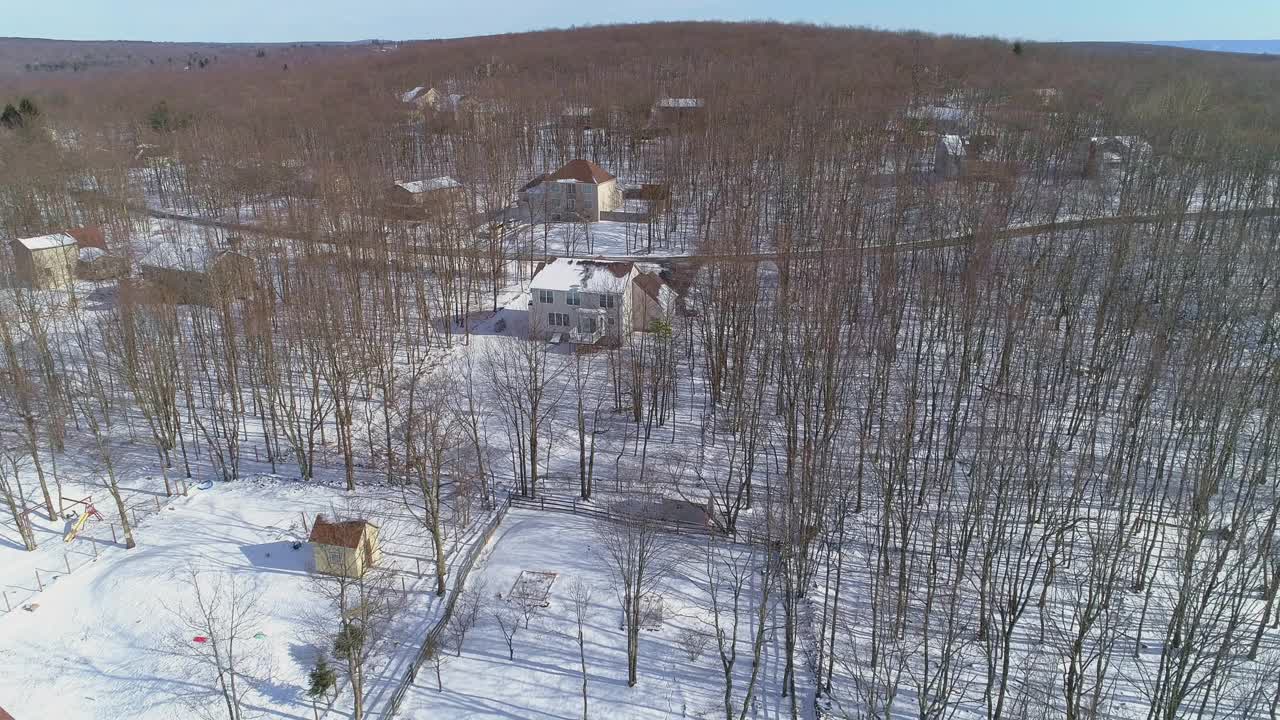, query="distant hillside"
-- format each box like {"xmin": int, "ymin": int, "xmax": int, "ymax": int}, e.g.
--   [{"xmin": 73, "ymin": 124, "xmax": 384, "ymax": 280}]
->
[
  {"xmin": 1141, "ymin": 39, "xmax": 1280, "ymax": 55},
  {"xmin": 0, "ymin": 37, "xmax": 388, "ymax": 76}
]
